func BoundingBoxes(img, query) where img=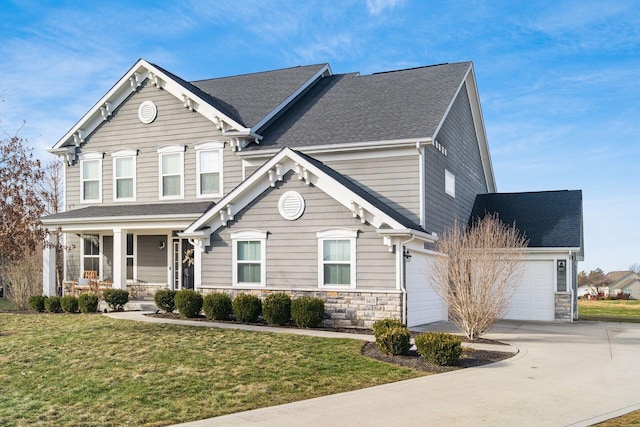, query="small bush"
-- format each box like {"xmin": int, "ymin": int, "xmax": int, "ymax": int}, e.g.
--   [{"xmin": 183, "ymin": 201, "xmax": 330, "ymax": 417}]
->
[
  {"xmin": 28, "ymin": 295, "xmax": 47, "ymax": 312},
  {"xmin": 372, "ymin": 318, "xmax": 411, "ymax": 356},
  {"xmin": 44, "ymin": 296, "xmax": 62, "ymax": 313},
  {"xmin": 232, "ymin": 293, "xmax": 262, "ymax": 323},
  {"xmin": 154, "ymin": 289, "xmax": 177, "ymax": 313},
  {"xmin": 103, "ymin": 289, "xmax": 130, "ymax": 311},
  {"xmin": 291, "ymin": 297, "xmax": 325, "ymax": 328},
  {"xmin": 372, "ymin": 318, "xmax": 406, "ymax": 337},
  {"xmin": 78, "ymin": 293, "xmax": 99, "ymax": 313},
  {"xmin": 414, "ymin": 332, "xmax": 463, "ymax": 366},
  {"xmin": 174, "ymin": 289, "xmax": 203, "ymax": 318},
  {"xmin": 60, "ymin": 295, "xmax": 79, "ymax": 313},
  {"xmin": 203, "ymin": 293, "xmax": 232, "ymax": 320},
  {"xmin": 262, "ymin": 293, "xmax": 292, "ymax": 326}
]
